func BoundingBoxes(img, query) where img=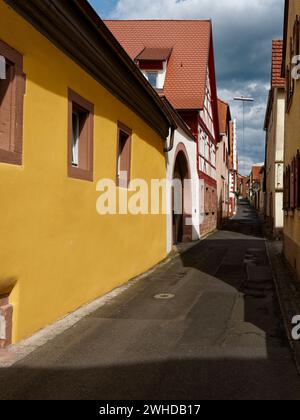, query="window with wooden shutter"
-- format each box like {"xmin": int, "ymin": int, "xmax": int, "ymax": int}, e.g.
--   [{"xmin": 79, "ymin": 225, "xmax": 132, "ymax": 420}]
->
[
  {"xmin": 293, "ymin": 16, "xmax": 300, "ymax": 56},
  {"xmin": 68, "ymin": 89, "xmax": 94, "ymax": 182},
  {"xmin": 291, "ymin": 157, "xmax": 296, "ymax": 210},
  {"xmin": 283, "ymin": 166, "xmax": 291, "ymax": 210},
  {"xmin": 283, "ymin": 169, "xmax": 288, "ymax": 210},
  {"xmin": 295, "ymin": 150, "xmax": 300, "ymax": 209},
  {"xmin": 287, "ymin": 165, "xmax": 291, "ymax": 209},
  {"xmin": 287, "ymin": 17, "xmax": 300, "ymax": 113},
  {"xmin": 116, "ymin": 122, "xmax": 132, "ymax": 188},
  {"xmin": 0, "ymin": 39, "xmax": 25, "ymax": 165},
  {"xmin": 287, "ymin": 37, "xmax": 295, "ymax": 111},
  {"xmin": 286, "ymin": 66, "xmax": 291, "ymax": 111}
]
